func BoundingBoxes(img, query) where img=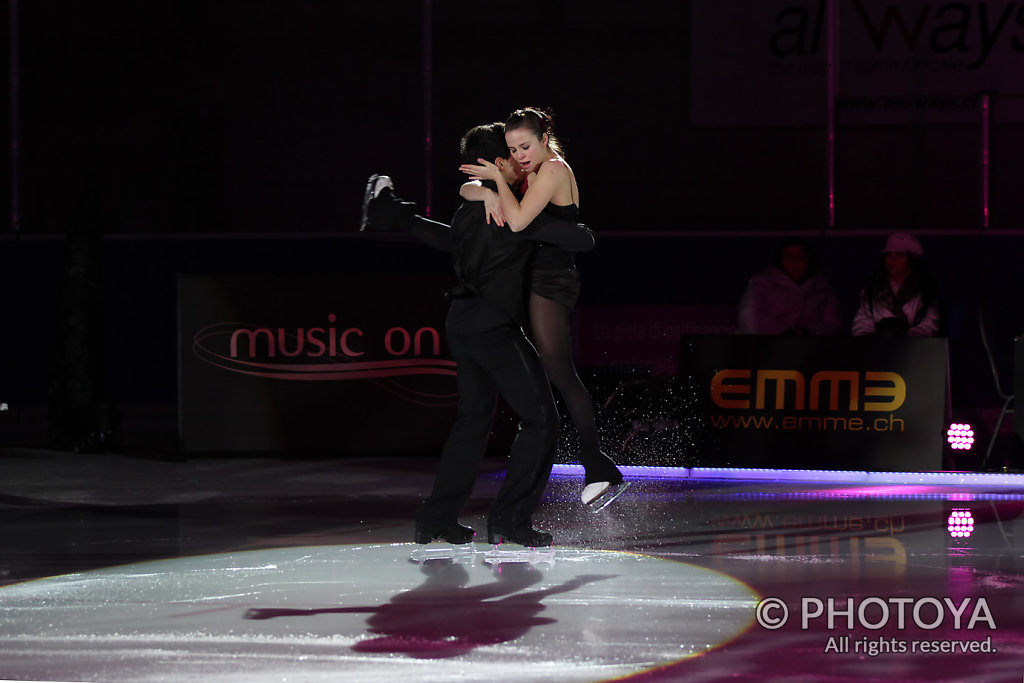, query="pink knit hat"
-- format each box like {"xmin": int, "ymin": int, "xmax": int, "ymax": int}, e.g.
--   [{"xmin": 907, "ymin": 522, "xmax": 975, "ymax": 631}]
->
[{"xmin": 882, "ymin": 232, "xmax": 923, "ymax": 255}]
